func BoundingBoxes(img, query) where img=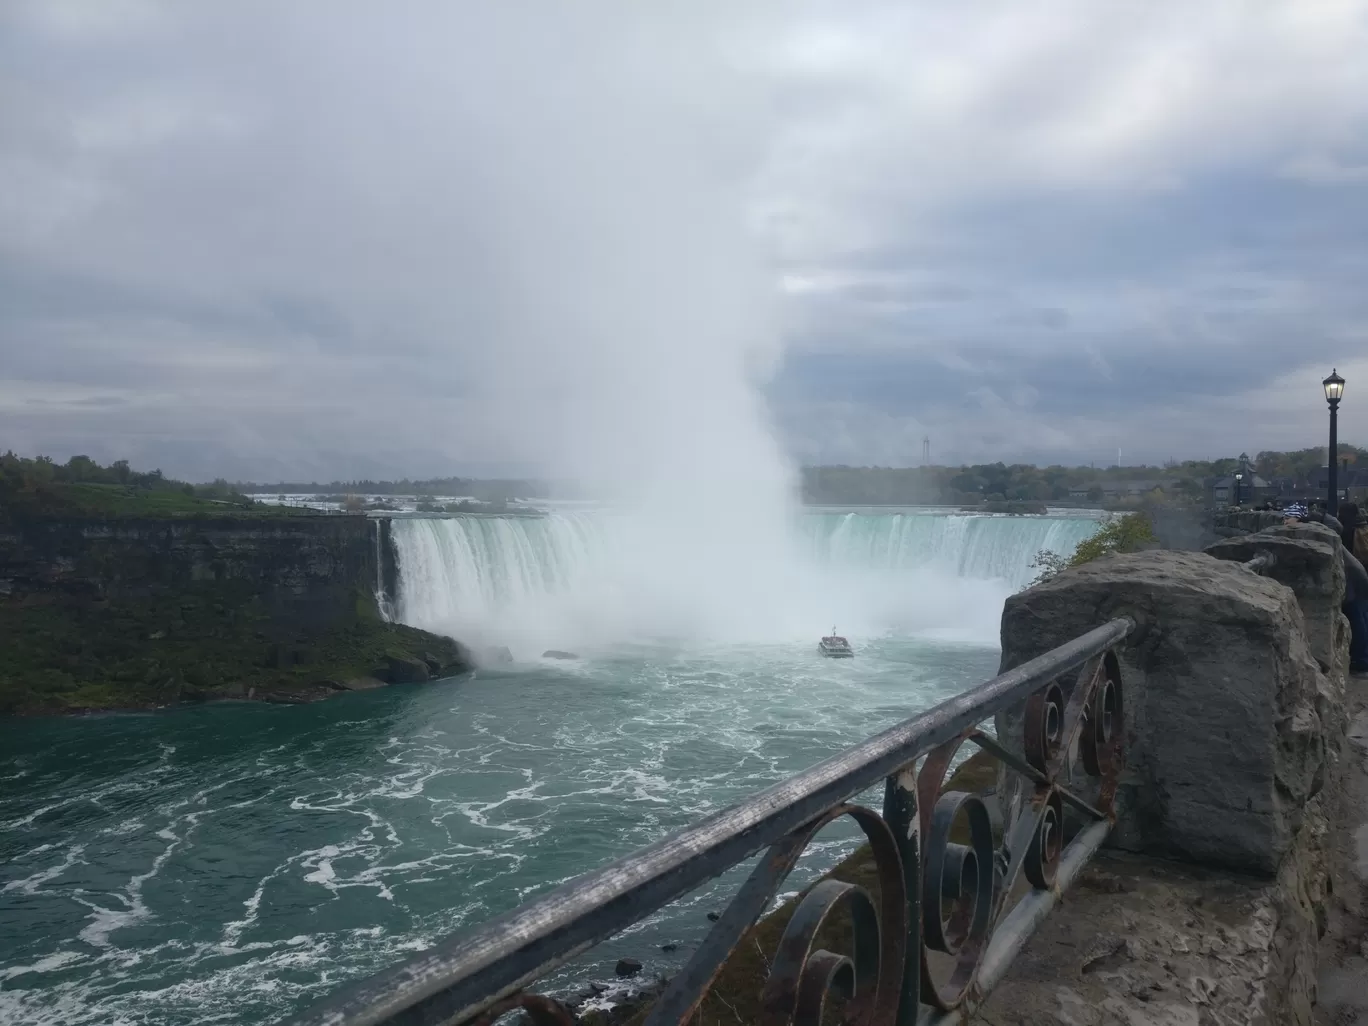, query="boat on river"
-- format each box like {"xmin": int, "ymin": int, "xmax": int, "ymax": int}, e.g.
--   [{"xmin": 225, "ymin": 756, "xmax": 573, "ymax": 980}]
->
[{"xmin": 818, "ymin": 628, "xmax": 853, "ymax": 658}]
